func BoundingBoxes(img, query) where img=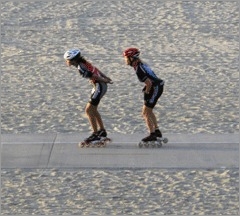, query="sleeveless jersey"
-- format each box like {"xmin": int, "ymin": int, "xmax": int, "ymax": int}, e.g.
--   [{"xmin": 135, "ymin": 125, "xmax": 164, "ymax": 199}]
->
[
  {"xmin": 135, "ymin": 62, "xmax": 164, "ymax": 86},
  {"xmin": 77, "ymin": 62, "xmax": 101, "ymax": 83}
]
